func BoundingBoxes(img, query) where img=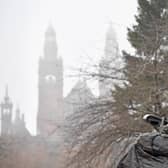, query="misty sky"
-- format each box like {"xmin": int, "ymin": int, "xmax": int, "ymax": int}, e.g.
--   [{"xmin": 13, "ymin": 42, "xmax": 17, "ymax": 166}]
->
[{"xmin": 0, "ymin": 0, "xmax": 137, "ymax": 134}]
